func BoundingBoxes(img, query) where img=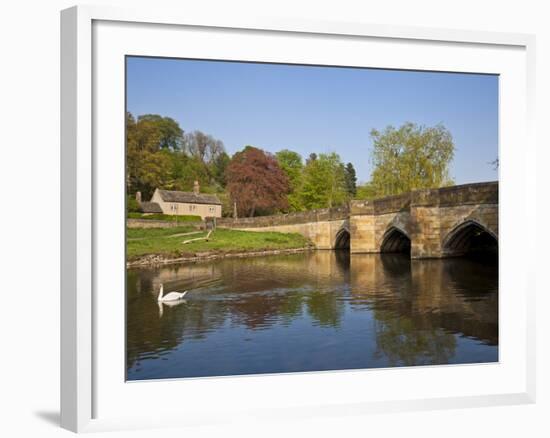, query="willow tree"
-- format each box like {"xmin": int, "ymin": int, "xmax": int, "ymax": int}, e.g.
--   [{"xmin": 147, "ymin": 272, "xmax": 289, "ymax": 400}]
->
[{"xmin": 369, "ymin": 122, "xmax": 455, "ymax": 197}]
